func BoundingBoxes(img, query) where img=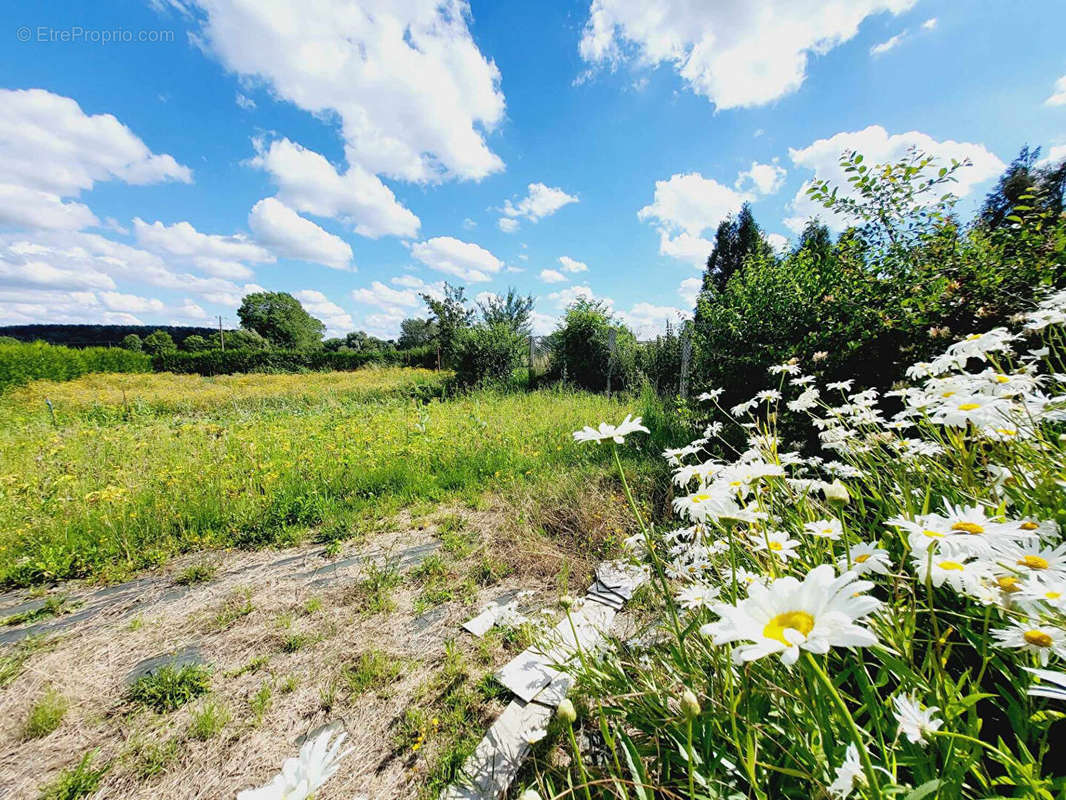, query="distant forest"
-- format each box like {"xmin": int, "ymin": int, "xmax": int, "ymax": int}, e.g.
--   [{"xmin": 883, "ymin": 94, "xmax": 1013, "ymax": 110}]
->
[{"xmin": 0, "ymin": 324, "xmax": 231, "ymax": 348}]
